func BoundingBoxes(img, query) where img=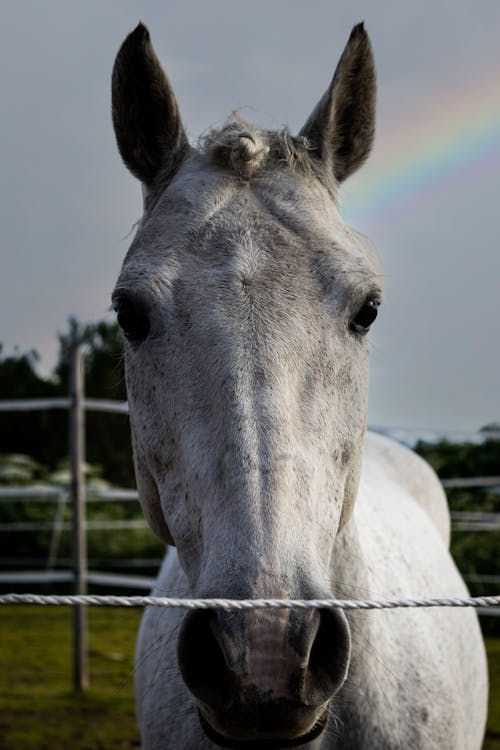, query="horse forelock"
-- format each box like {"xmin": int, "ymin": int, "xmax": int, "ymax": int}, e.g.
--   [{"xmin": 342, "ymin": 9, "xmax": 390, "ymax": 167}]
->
[{"xmin": 199, "ymin": 113, "xmax": 335, "ymax": 190}]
